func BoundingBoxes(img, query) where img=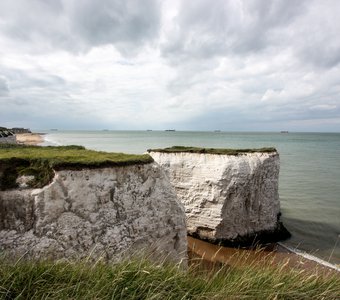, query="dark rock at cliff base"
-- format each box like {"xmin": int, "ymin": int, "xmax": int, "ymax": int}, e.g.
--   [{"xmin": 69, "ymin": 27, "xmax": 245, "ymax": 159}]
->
[{"xmin": 190, "ymin": 221, "xmax": 291, "ymax": 248}]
